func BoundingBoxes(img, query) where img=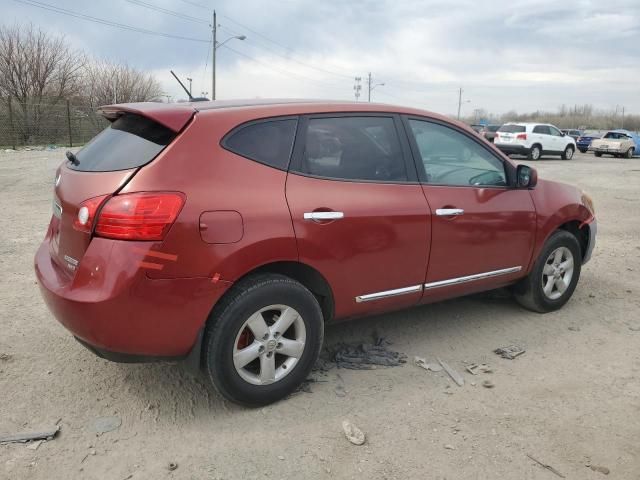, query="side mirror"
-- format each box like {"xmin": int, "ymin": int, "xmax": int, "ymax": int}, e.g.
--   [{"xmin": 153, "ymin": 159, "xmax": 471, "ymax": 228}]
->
[{"xmin": 517, "ymin": 164, "xmax": 537, "ymax": 188}]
